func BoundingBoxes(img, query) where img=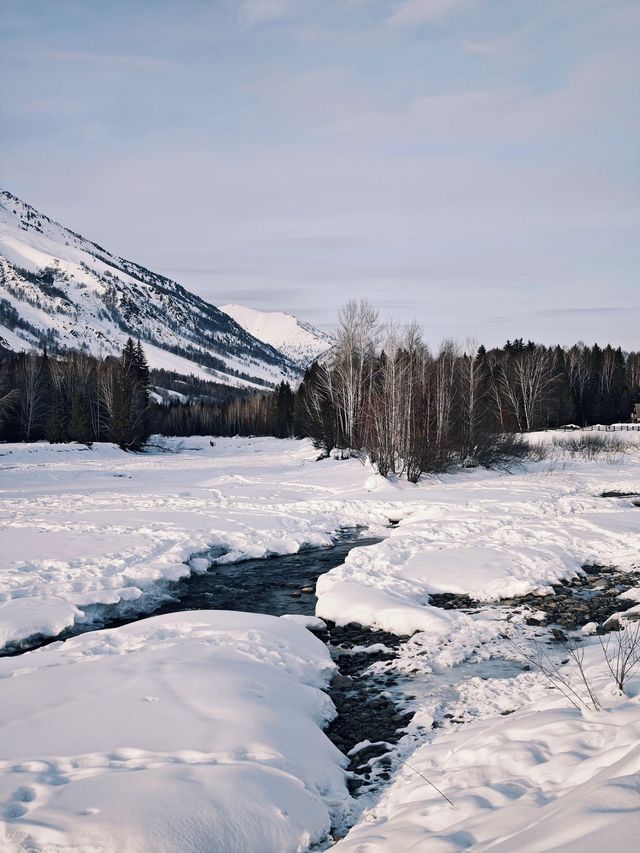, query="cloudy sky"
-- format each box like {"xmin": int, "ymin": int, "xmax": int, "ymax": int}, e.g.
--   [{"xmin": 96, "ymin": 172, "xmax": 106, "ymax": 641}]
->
[{"xmin": 1, "ymin": 0, "xmax": 638, "ymax": 347}]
